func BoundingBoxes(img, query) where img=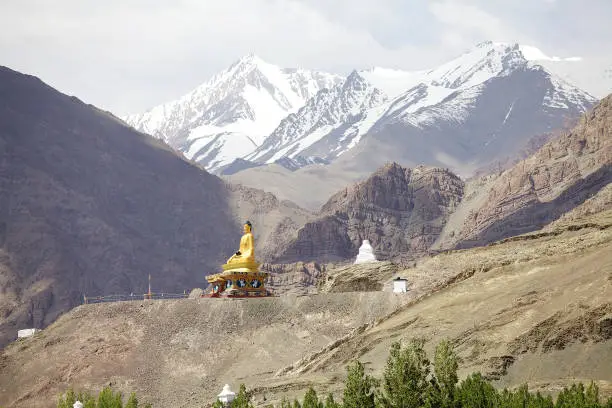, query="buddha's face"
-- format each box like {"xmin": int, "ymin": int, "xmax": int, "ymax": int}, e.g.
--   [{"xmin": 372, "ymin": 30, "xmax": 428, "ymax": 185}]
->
[{"xmin": 244, "ymin": 224, "xmax": 251, "ymax": 233}]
